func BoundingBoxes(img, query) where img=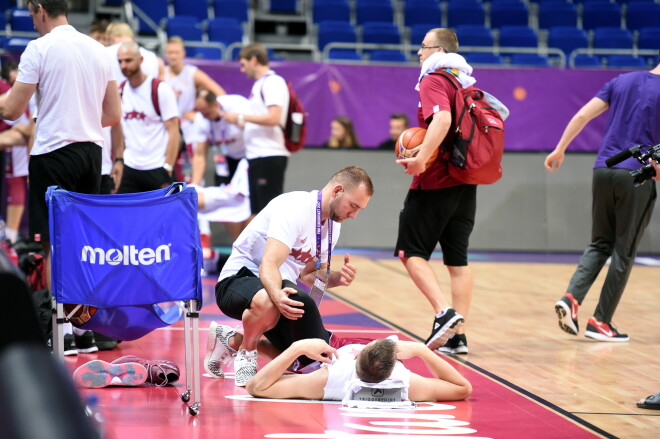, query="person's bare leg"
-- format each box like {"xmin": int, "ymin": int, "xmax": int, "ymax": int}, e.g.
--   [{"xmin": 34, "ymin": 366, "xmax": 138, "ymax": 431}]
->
[
  {"xmin": 225, "ymin": 331, "xmax": 280, "ymax": 359},
  {"xmin": 240, "ymin": 289, "xmax": 280, "ymax": 351},
  {"xmin": 223, "ymin": 222, "xmax": 246, "ymax": 241},
  {"xmin": 446, "ymin": 265, "xmax": 473, "ymax": 335},
  {"xmin": 6, "ymin": 204, "xmax": 24, "ymax": 242},
  {"xmin": 400, "ymin": 256, "xmax": 450, "ymax": 313}
]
